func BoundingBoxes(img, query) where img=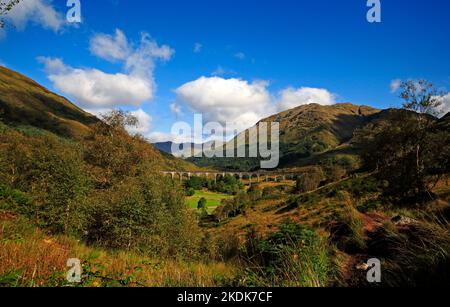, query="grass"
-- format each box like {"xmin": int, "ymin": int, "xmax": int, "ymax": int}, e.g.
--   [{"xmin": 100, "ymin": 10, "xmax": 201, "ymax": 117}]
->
[
  {"xmin": 186, "ymin": 190, "xmax": 233, "ymax": 213},
  {"xmin": 0, "ymin": 212, "xmax": 237, "ymax": 287}
]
